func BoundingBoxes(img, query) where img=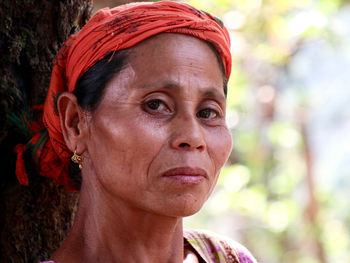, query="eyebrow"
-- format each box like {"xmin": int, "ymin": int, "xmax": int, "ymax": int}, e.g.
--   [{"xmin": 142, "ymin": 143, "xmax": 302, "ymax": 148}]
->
[
  {"xmin": 140, "ymin": 82, "xmax": 226, "ymax": 101},
  {"xmin": 202, "ymin": 89, "xmax": 226, "ymax": 102}
]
